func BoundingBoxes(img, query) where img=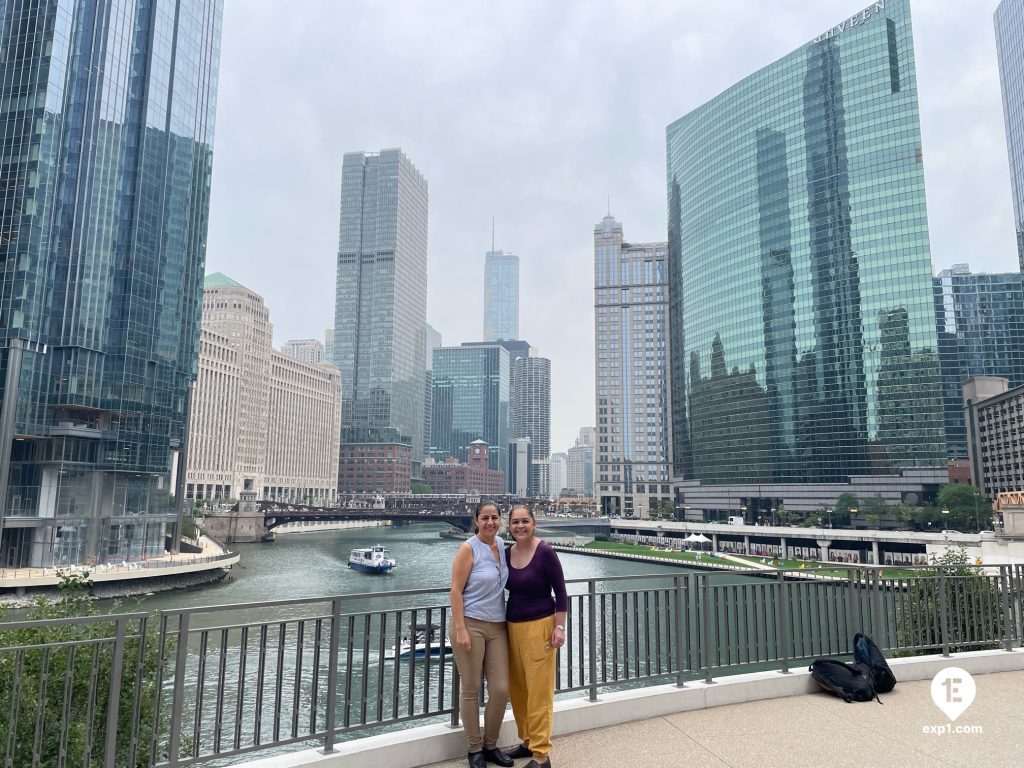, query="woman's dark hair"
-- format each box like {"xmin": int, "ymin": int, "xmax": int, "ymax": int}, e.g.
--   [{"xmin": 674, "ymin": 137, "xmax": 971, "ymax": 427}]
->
[
  {"xmin": 509, "ymin": 504, "xmax": 534, "ymax": 521},
  {"xmin": 472, "ymin": 500, "xmax": 501, "ymax": 532}
]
